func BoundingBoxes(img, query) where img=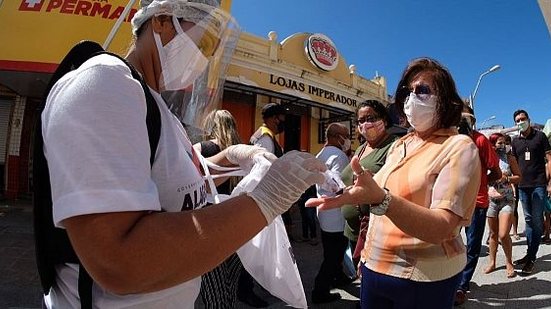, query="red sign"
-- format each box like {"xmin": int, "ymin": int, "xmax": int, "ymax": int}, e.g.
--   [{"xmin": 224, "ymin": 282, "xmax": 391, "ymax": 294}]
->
[{"xmin": 16, "ymin": 0, "xmax": 137, "ymax": 21}]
